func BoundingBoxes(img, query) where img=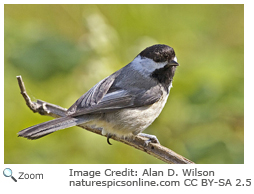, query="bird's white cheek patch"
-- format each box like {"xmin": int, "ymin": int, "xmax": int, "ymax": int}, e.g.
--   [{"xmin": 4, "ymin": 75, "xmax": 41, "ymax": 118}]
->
[{"xmin": 131, "ymin": 55, "xmax": 167, "ymax": 74}]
